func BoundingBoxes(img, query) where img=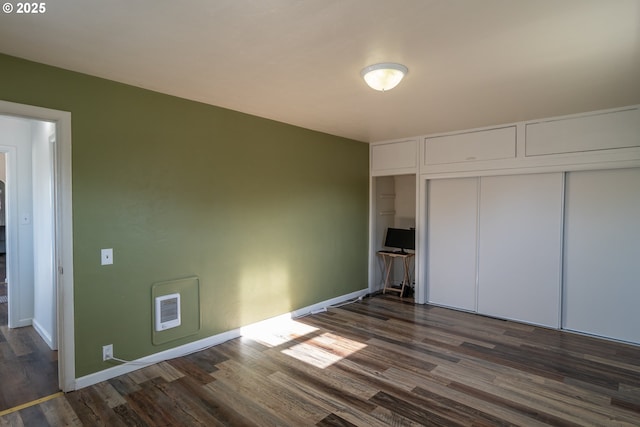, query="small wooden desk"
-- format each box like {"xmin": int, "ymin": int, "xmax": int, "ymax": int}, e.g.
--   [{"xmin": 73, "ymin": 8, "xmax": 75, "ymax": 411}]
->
[{"xmin": 377, "ymin": 251, "xmax": 414, "ymax": 297}]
